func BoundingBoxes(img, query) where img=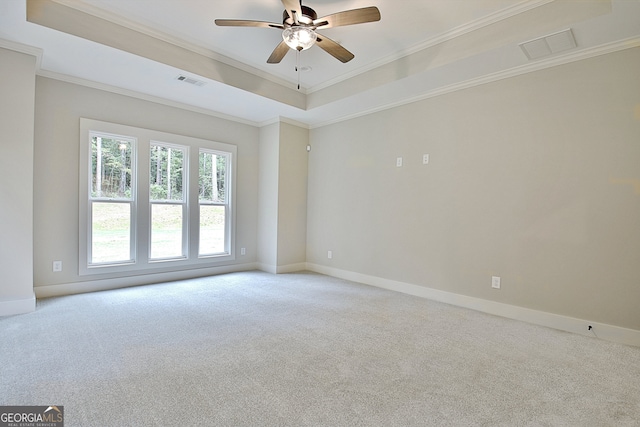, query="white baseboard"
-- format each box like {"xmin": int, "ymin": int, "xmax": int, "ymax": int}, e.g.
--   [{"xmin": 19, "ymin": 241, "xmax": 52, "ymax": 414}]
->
[
  {"xmin": 257, "ymin": 262, "xmax": 307, "ymax": 274},
  {"xmin": 257, "ymin": 263, "xmax": 277, "ymax": 274},
  {"xmin": 0, "ymin": 293, "xmax": 36, "ymax": 316},
  {"xmin": 306, "ymin": 263, "xmax": 640, "ymax": 347},
  {"xmin": 35, "ymin": 262, "xmax": 258, "ymax": 298},
  {"xmin": 276, "ymin": 262, "xmax": 307, "ymax": 274}
]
